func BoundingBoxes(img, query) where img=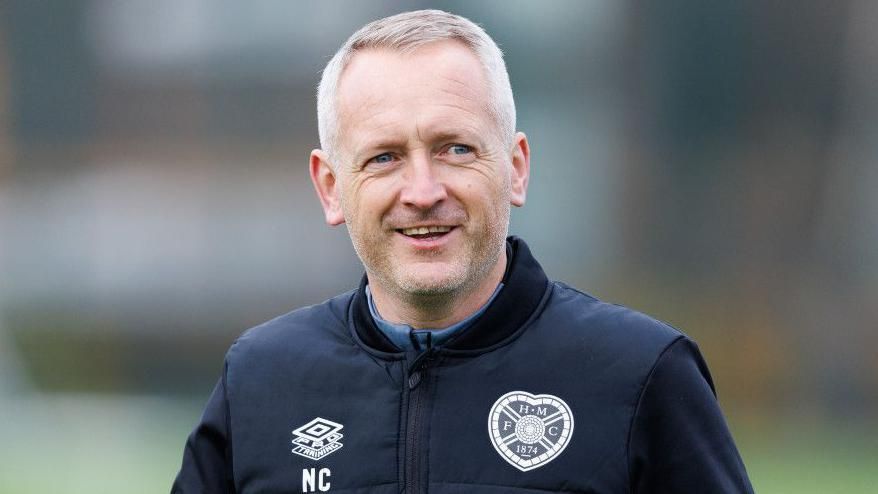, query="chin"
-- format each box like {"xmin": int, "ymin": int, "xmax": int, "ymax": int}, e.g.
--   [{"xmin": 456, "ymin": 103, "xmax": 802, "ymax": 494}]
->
[{"xmin": 394, "ymin": 265, "xmax": 469, "ymax": 296}]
